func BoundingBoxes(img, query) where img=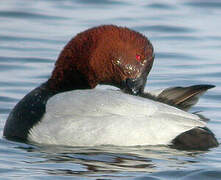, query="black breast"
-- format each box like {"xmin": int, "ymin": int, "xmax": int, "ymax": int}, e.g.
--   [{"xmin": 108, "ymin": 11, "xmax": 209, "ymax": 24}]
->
[{"xmin": 3, "ymin": 83, "xmax": 56, "ymax": 141}]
